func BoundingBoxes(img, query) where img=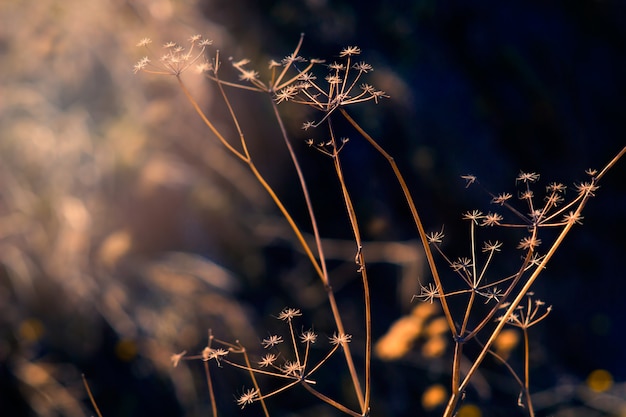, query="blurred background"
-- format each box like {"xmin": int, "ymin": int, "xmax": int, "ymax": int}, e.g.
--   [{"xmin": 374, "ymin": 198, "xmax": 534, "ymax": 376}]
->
[{"xmin": 1, "ymin": 0, "xmax": 625, "ymax": 416}]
